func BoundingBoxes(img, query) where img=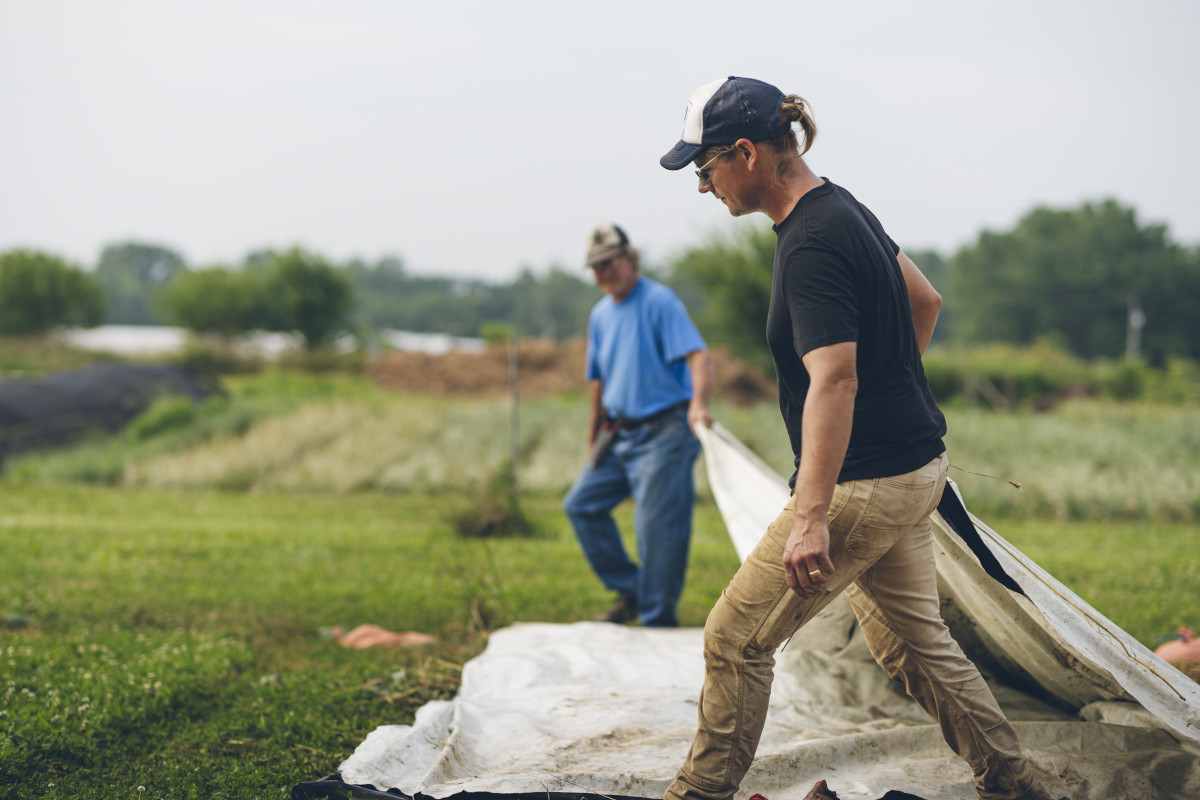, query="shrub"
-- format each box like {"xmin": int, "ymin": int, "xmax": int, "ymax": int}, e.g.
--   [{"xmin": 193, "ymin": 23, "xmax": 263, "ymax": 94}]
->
[
  {"xmin": 130, "ymin": 396, "xmax": 199, "ymax": 440},
  {"xmin": 1101, "ymin": 360, "xmax": 1150, "ymax": 400},
  {"xmin": 920, "ymin": 342, "xmax": 1192, "ymax": 407},
  {"xmin": 454, "ymin": 461, "xmax": 540, "ymax": 539},
  {"xmin": 479, "ymin": 323, "xmax": 514, "ymax": 344},
  {"xmin": 176, "ymin": 339, "xmax": 265, "ymax": 376},
  {"xmin": 0, "ymin": 250, "xmax": 104, "ymax": 335},
  {"xmin": 1149, "ymin": 357, "xmax": 1200, "ymax": 403}
]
